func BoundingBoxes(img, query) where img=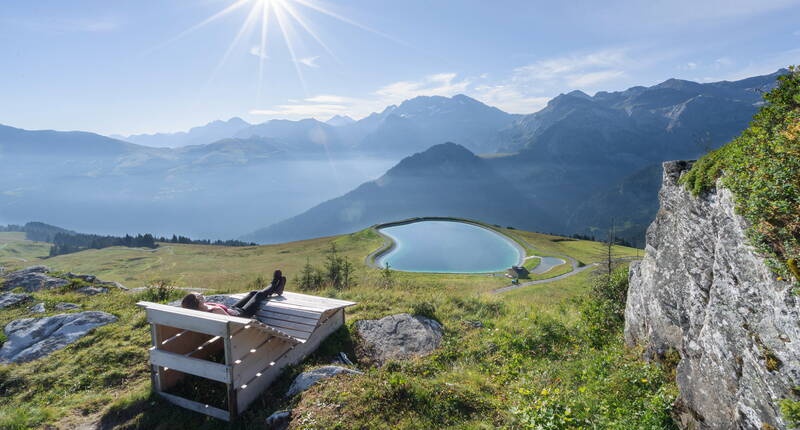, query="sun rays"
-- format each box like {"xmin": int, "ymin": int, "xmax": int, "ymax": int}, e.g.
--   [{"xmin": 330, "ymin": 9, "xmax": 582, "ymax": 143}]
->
[{"xmin": 152, "ymin": 0, "xmax": 401, "ymax": 102}]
